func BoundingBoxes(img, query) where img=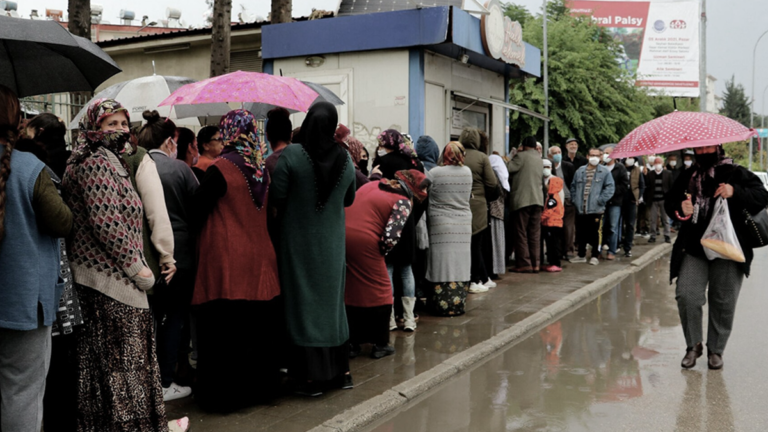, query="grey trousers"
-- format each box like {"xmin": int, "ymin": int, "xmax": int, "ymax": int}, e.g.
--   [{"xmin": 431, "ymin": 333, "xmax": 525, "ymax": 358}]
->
[
  {"xmin": 650, "ymin": 200, "xmax": 670, "ymax": 238},
  {"xmin": 0, "ymin": 323, "xmax": 51, "ymax": 432},
  {"xmin": 676, "ymin": 254, "xmax": 744, "ymax": 354}
]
